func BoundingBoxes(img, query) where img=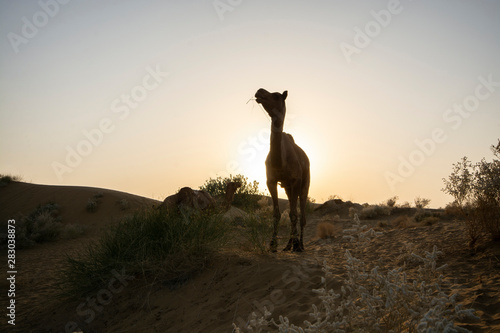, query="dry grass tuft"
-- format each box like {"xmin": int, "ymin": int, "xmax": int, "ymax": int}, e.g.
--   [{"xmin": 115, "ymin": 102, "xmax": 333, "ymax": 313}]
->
[
  {"xmin": 316, "ymin": 222, "xmax": 339, "ymax": 239},
  {"xmin": 392, "ymin": 215, "xmax": 414, "ymax": 229}
]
